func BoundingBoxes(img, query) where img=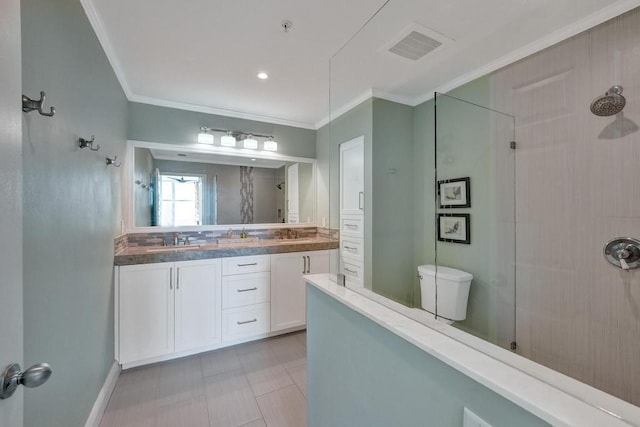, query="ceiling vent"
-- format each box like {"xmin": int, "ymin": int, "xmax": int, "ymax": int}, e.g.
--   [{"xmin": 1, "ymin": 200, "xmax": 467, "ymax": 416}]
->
[{"xmin": 383, "ymin": 23, "xmax": 452, "ymax": 61}]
